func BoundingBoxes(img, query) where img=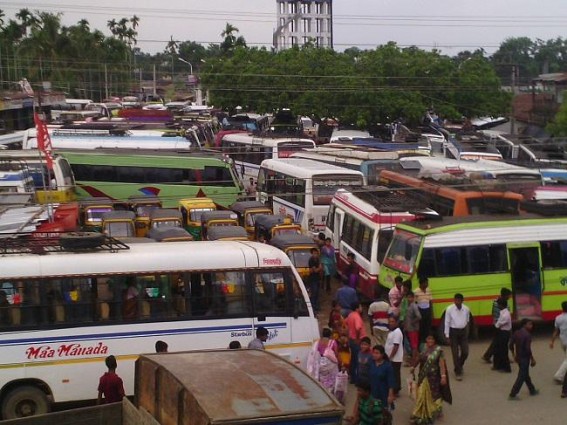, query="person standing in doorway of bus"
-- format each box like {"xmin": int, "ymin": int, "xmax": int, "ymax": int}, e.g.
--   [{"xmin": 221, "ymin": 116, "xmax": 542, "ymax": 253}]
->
[
  {"xmin": 482, "ymin": 288, "xmax": 512, "ymax": 363},
  {"xmin": 444, "ymin": 293, "xmax": 471, "ymax": 381},
  {"xmin": 414, "ymin": 277, "xmax": 433, "ymax": 344},
  {"xmin": 97, "ymin": 355, "xmax": 125, "ymax": 405},
  {"xmin": 321, "ymin": 238, "xmax": 337, "ymax": 294},
  {"xmin": 308, "ymin": 248, "xmax": 323, "ymax": 314},
  {"xmin": 550, "ymin": 301, "xmax": 567, "ymax": 394}
]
